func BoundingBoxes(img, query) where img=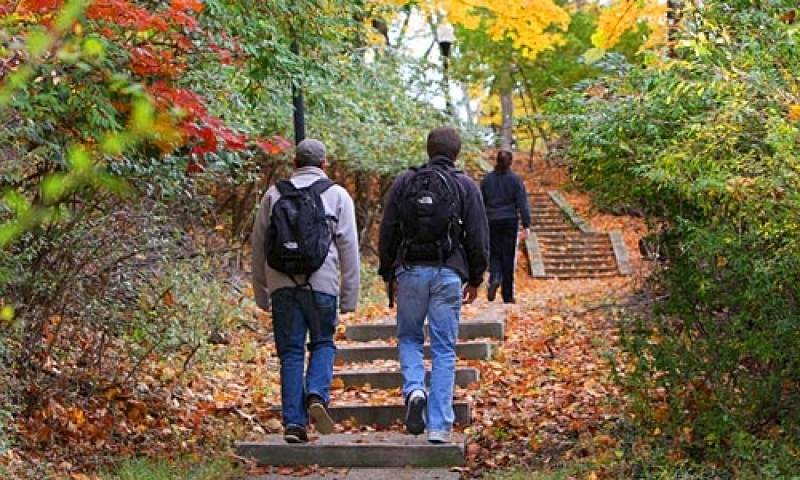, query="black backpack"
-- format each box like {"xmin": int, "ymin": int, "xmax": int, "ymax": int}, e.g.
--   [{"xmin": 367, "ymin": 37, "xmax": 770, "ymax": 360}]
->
[
  {"xmin": 398, "ymin": 164, "xmax": 463, "ymax": 263},
  {"xmin": 266, "ymin": 178, "xmax": 336, "ymax": 286}
]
